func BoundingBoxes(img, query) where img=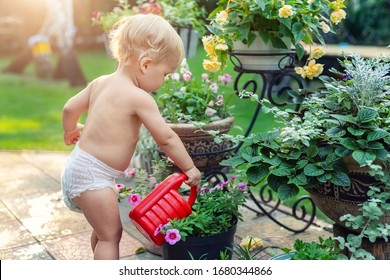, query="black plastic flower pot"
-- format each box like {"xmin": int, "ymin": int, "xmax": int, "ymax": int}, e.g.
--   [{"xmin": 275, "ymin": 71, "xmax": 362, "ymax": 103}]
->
[{"xmin": 162, "ymin": 218, "xmax": 238, "ymax": 260}]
